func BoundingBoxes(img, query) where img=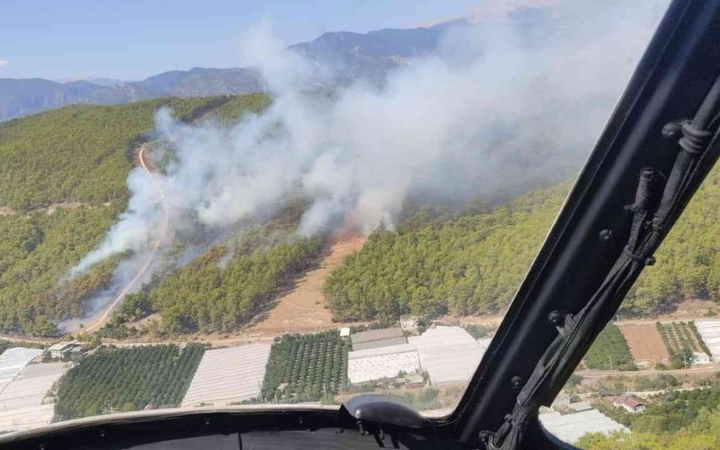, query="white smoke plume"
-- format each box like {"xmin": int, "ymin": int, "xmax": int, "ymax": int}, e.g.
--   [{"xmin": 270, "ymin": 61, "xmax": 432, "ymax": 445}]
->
[{"xmin": 70, "ymin": 0, "xmax": 669, "ymax": 295}]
